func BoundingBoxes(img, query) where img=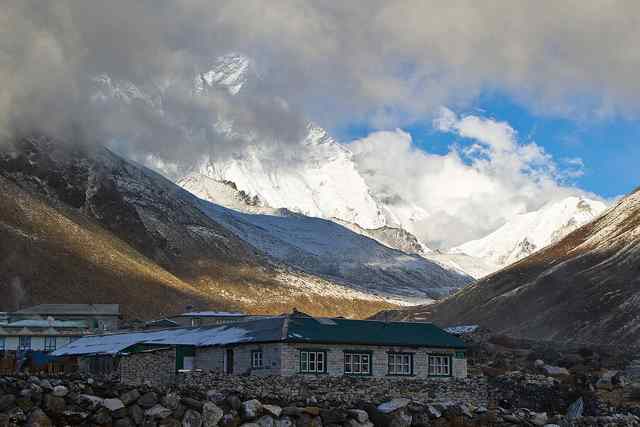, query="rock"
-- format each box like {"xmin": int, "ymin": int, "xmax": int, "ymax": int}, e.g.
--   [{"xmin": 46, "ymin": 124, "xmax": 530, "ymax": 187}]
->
[
  {"xmin": 115, "ymin": 417, "xmax": 136, "ymax": 427},
  {"xmin": 92, "ymin": 407, "xmax": 113, "ymax": 425},
  {"xmin": 139, "ymin": 392, "xmax": 159, "ymax": 409},
  {"xmin": 320, "ymin": 409, "xmax": 347, "ymax": 424},
  {"xmin": 256, "ymin": 415, "xmax": 275, "ymax": 427},
  {"xmin": 44, "ymin": 394, "xmax": 66, "ymax": 414},
  {"xmin": 25, "ymin": 408, "xmax": 52, "ymax": 427},
  {"xmin": 220, "ymin": 412, "xmax": 241, "ymax": 427},
  {"xmin": 163, "ymin": 393, "xmax": 181, "ymax": 411},
  {"xmin": 377, "ymin": 399, "xmax": 411, "ymax": 414},
  {"xmin": 348, "ymin": 410, "xmax": 369, "ymax": 423},
  {"xmin": 52, "ymin": 385, "xmax": 68, "ymax": 397},
  {"xmin": 409, "ymin": 412, "xmax": 430, "ymax": 427},
  {"xmin": 240, "ymin": 424, "xmax": 260, "ymax": 427},
  {"xmin": 241, "ymin": 400, "xmax": 263, "ymax": 420},
  {"xmin": 262, "ymin": 404, "xmax": 282, "ymax": 418},
  {"xmin": 530, "ymin": 412, "xmax": 548, "ymax": 426},
  {"xmin": 389, "ymin": 410, "xmax": 411, "ymax": 427},
  {"xmin": 542, "ymin": 365, "xmax": 570, "ymax": 376},
  {"xmin": 160, "ymin": 418, "xmax": 182, "ymax": 427},
  {"xmin": 275, "ymin": 416, "xmax": 294, "ymax": 427},
  {"xmin": 183, "ymin": 409, "xmax": 203, "ymax": 427},
  {"xmin": 534, "ymin": 359, "xmax": 545, "ymax": 368},
  {"xmin": 15, "ymin": 397, "xmax": 34, "ymax": 411},
  {"xmin": 121, "ymin": 389, "xmax": 141, "ymax": 406},
  {"xmin": 227, "ymin": 396, "xmax": 242, "ymax": 411},
  {"xmin": 206, "ymin": 390, "xmax": 226, "ymax": 404},
  {"xmin": 146, "ymin": 405, "xmax": 173, "ymax": 420},
  {"xmin": 77, "ymin": 394, "xmax": 104, "ymax": 410},
  {"xmin": 0, "ymin": 413, "xmax": 8, "ymax": 427},
  {"xmin": 295, "ymin": 414, "xmax": 322, "ymax": 427},
  {"xmin": 203, "ymin": 402, "xmax": 224, "ymax": 427},
  {"xmin": 174, "ymin": 404, "xmax": 186, "ymax": 421},
  {"xmin": 104, "ymin": 398, "xmax": 126, "ymax": 412},
  {"xmin": 39, "ymin": 380, "xmax": 53, "ymax": 391},
  {"xmin": 282, "ymin": 407, "xmax": 303, "ymax": 417},
  {"xmin": 5, "ymin": 407, "xmax": 26, "ymax": 424},
  {"xmin": 426, "ymin": 405, "xmax": 441, "ymax": 419},
  {"xmin": 130, "ymin": 404, "xmax": 145, "ymax": 425},
  {"xmin": 302, "ymin": 407, "xmax": 321, "ymax": 417},
  {"xmin": 0, "ymin": 395, "xmax": 15, "ymax": 412},
  {"xmin": 503, "ymin": 414, "xmax": 520, "ymax": 423},
  {"xmin": 182, "ymin": 398, "xmax": 204, "ymax": 410}
]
